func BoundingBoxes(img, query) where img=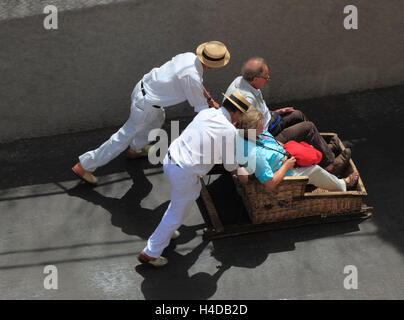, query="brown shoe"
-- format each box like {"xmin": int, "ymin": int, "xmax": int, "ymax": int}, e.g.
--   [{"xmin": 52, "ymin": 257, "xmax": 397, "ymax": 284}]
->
[
  {"xmin": 329, "ymin": 148, "xmax": 351, "ymax": 177},
  {"xmin": 72, "ymin": 162, "xmax": 98, "ymax": 185},
  {"xmin": 328, "ymin": 136, "xmax": 342, "ymax": 155},
  {"xmin": 345, "ymin": 172, "xmax": 359, "ymax": 190},
  {"xmin": 138, "ymin": 251, "xmax": 168, "ymax": 267},
  {"xmin": 126, "ymin": 145, "xmax": 153, "ymax": 159}
]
